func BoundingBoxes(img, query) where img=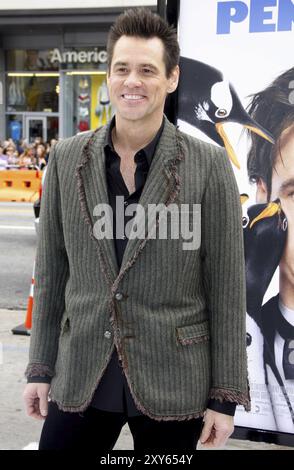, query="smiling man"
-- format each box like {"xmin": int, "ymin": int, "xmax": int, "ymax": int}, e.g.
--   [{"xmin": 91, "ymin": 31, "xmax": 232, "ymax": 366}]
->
[
  {"xmin": 247, "ymin": 68, "xmax": 294, "ymax": 432},
  {"xmin": 23, "ymin": 8, "xmax": 250, "ymax": 452}
]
